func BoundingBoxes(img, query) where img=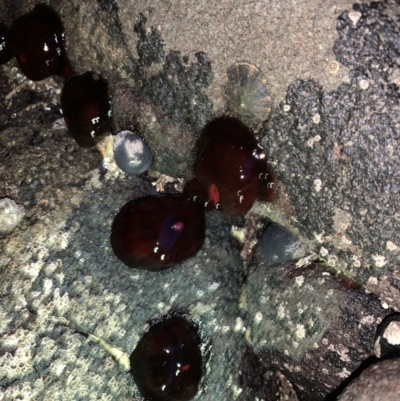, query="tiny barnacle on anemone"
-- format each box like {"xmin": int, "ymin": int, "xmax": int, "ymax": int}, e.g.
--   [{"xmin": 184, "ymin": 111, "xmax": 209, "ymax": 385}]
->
[
  {"xmin": 0, "ymin": 23, "xmax": 13, "ymax": 65},
  {"xmin": 113, "ymin": 129, "xmax": 153, "ymax": 176},
  {"xmin": 184, "ymin": 116, "xmax": 275, "ymax": 216},
  {"xmin": 130, "ymin": 314, "xmax": 203, "ymax": 401},
  {"xmin": 8, "ymin": 4, "xmax": 73, "ymax": 81},
  {"xmin": 110, "ymin": 194, "xmax": 205, "ymax": 270},
  {"xmin": 61, "ymin": 71, "xmax": 113, "ymax": 147}
]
